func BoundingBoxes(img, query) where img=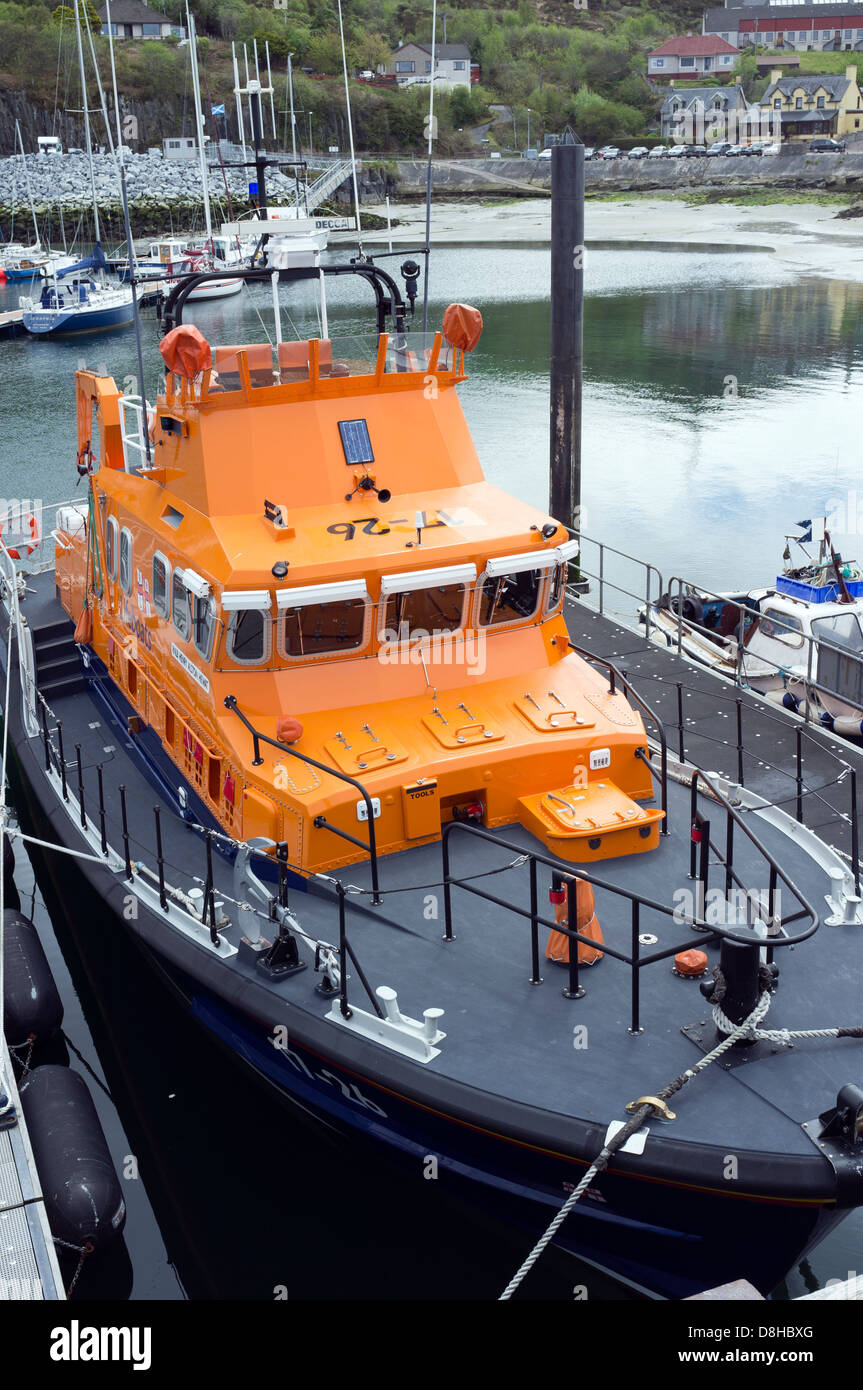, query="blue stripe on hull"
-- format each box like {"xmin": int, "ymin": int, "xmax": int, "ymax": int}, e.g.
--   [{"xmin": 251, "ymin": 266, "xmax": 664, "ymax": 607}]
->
[
  {"xmin": 23, "ymin": 302, "xmax": 134, "ymax": 335},
  {"xmin": 167, "ymin": 973, "xmax": 834, "ymax": 1300}
]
